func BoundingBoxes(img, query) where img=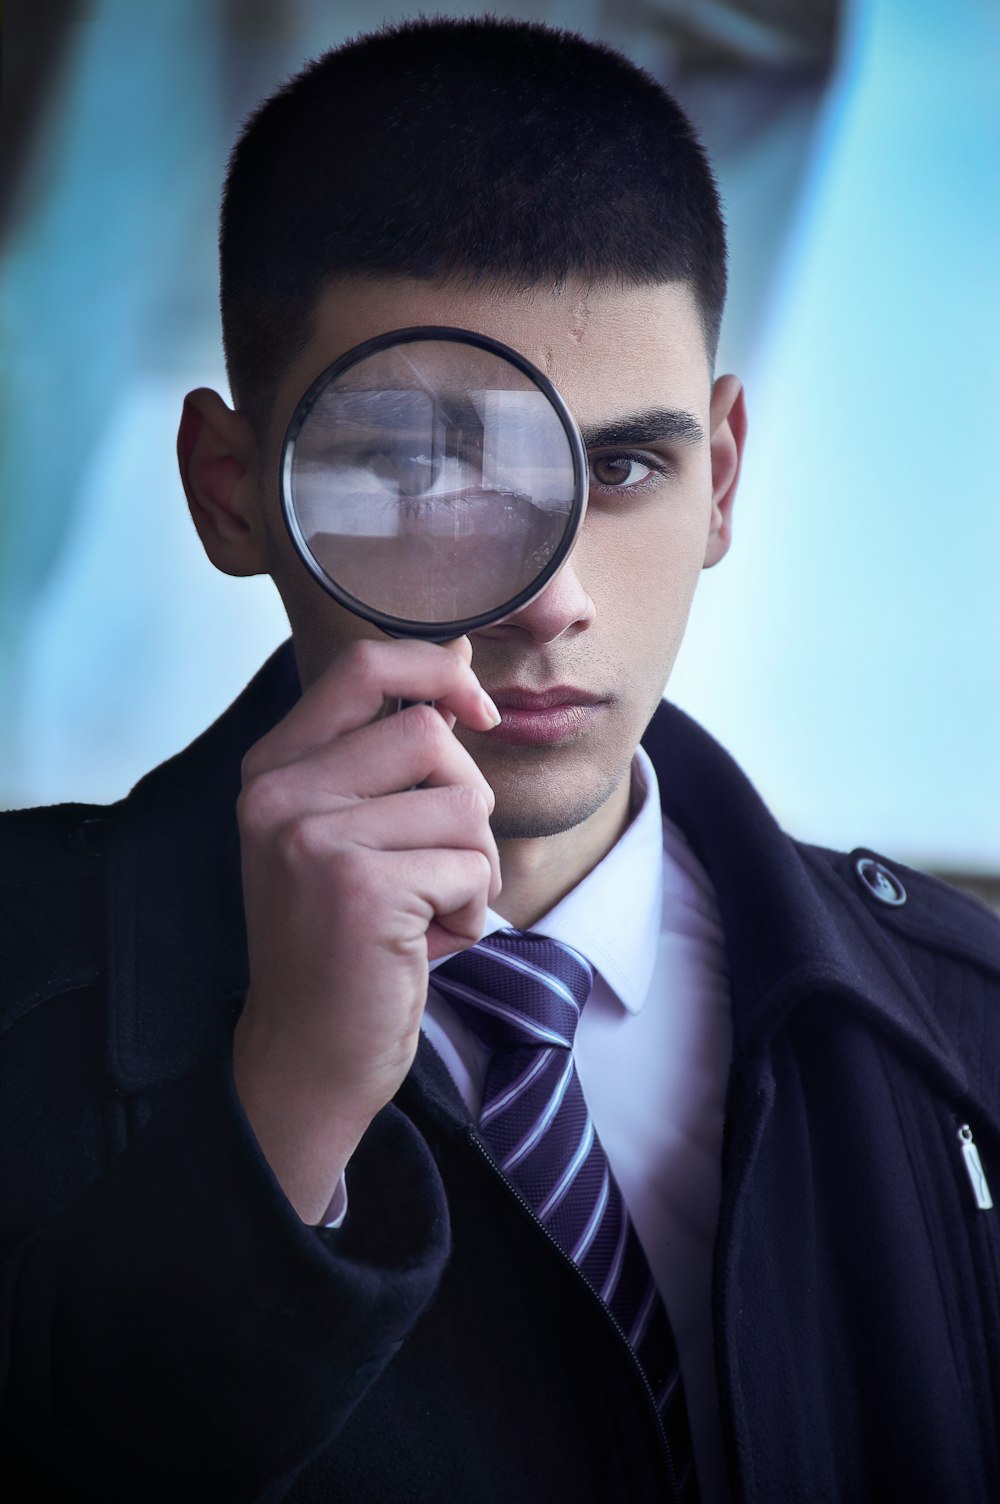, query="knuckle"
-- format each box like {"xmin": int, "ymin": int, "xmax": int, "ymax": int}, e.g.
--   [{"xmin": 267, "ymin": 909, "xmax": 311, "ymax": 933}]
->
[
  {"xmin": 275, "ymin": 812, "xmax": 329, "ymax": 867},
  {"xmin": 454, "ymin": 848, "xmax": 493, "ymax": 890},
  {"xmin": 341, "ymin": 637, "xmax": 381, "ymax": 685},
  {"xmin": 402, "ymin": 701, "xmax": 444, "ymax": 745},
  {"xmin": 237, "ymin": 770, "xmax": 282, "ymax": 830},
  {"xmin": 446, "ymin": 781, "xmax": 488, "ymax": 823}
]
